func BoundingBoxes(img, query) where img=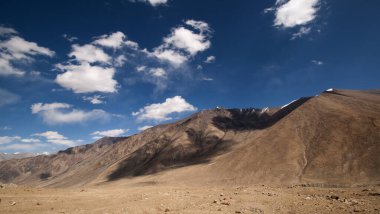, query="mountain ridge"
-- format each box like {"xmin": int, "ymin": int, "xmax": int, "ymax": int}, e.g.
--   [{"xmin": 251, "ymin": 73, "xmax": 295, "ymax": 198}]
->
[{"xmin": 1, "ymin": 89, "xmax": 379, "ymax": 188}]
